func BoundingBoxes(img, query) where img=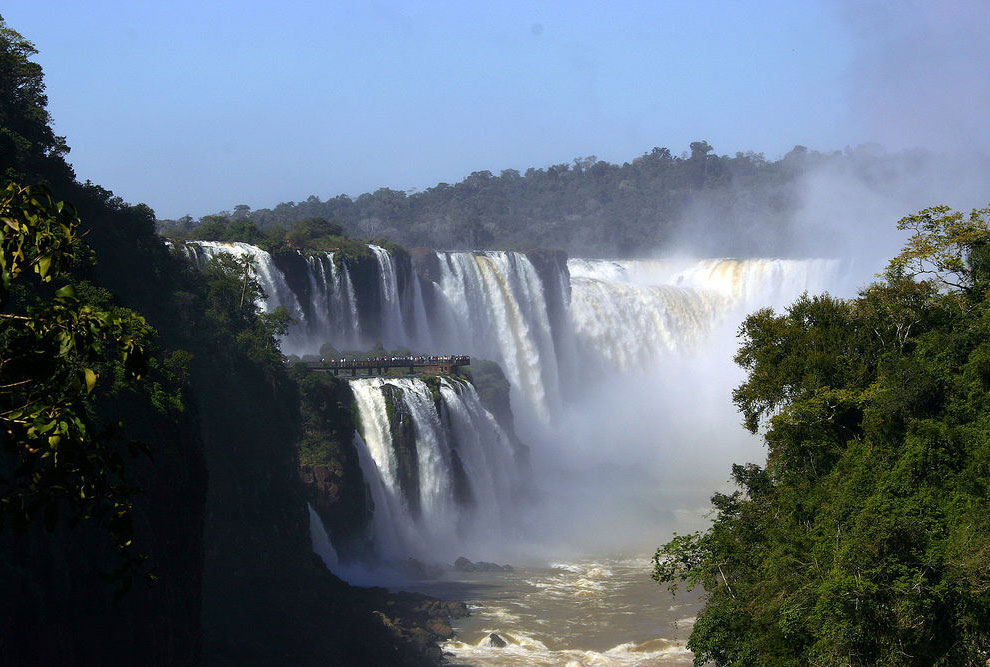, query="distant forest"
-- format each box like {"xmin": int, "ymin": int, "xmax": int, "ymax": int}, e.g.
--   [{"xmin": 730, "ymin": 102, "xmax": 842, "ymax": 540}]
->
[{"xmin": 159, "ymin": 141, "xmax": 929, "ymax": 257}]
